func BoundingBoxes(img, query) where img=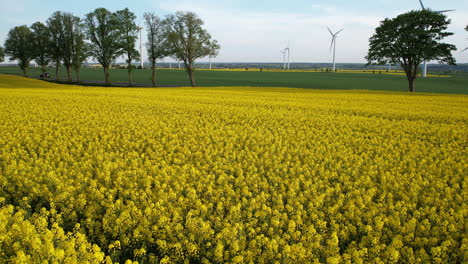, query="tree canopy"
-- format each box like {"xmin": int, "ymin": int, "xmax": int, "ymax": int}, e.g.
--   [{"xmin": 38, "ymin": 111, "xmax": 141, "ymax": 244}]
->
[
  {"xmin": 4, "ymin": 25, "xmax": 34, "ymax": 76},
  {"xmin": 165, "ymin": 11, "xmax": 220, "ymax": 87},
  {"xmin": 366, "ymin": 10, "xmax": 456, "ymax": 92}
]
